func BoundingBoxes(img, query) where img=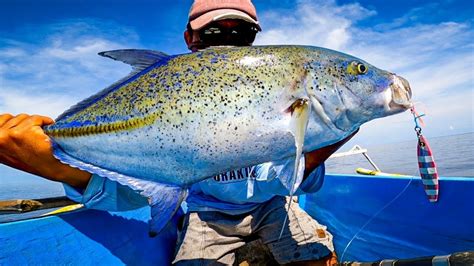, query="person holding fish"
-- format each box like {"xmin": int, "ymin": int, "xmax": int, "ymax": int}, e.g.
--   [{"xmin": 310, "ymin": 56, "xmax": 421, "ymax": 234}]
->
[
  {"xmin": 0, "ymin": 0, "xmax": 365, "ymax": 265},
  {"xmin": 174, "ymin": 1, "xmax": 357, "ymax": 265}
]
